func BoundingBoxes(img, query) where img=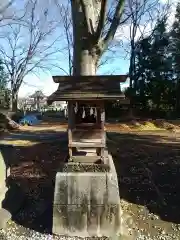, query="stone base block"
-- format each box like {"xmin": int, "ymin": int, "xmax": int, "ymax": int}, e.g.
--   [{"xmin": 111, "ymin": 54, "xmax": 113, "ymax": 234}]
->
[
  {"xmin": 0, "ymin": 151, "xmax": 8, "ymax": 209},
  {"xmin": 0, "ymin": 208, "xmax": 11, "ymax": 229},
  {"xmin": 53, "ymin": 154, "xmax": 121, "ymax": 237}
]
